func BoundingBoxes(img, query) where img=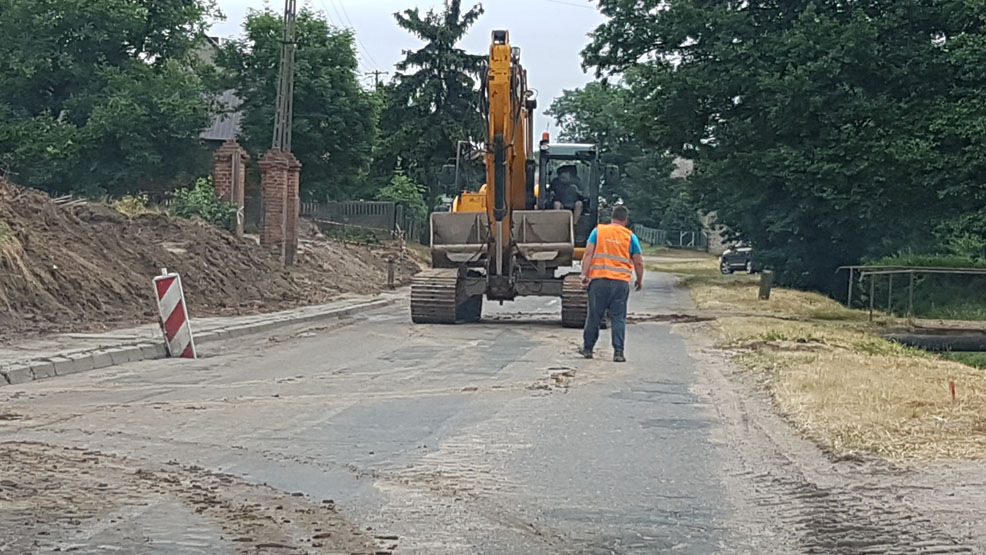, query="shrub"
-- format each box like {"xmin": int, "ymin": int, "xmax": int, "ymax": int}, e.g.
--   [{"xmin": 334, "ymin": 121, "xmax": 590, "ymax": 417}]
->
[
  {"xmin": 169, "ymin": 177, "xmax": 237, "ymax": 232},
  {"xmin": 376, "ymin": 171, "xmax": 427, "ymax": 221}
]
